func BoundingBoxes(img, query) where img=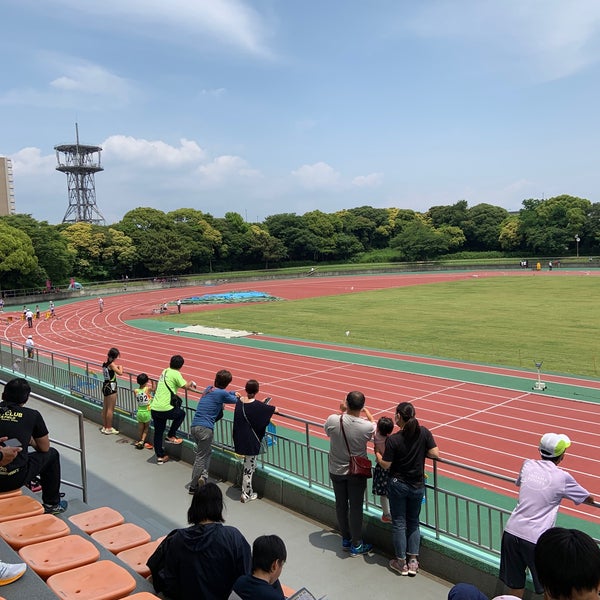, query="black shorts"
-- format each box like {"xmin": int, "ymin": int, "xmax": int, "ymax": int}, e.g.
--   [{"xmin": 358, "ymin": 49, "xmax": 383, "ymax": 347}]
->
[
  {"xmin": 102, "ymin": 380, "xmax": 117, "ymax": 397},
  {"xmin": 499, "ymin": 531, "xmax": 543, "ymax": 594}
]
